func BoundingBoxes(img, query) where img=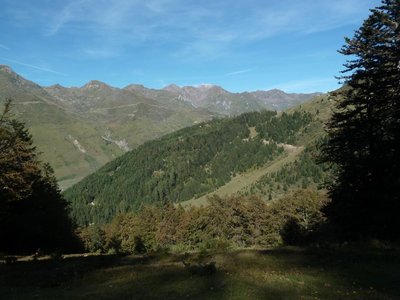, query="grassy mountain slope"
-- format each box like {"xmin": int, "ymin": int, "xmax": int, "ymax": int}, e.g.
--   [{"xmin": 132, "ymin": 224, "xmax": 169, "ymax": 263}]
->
[
  {"xmin": 0, "ymin": 66, "xmax": 122, "ymax": 188},
  {"xmin": 182, "ymin": 145, "xmax": 304, "ymax": 207}
]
